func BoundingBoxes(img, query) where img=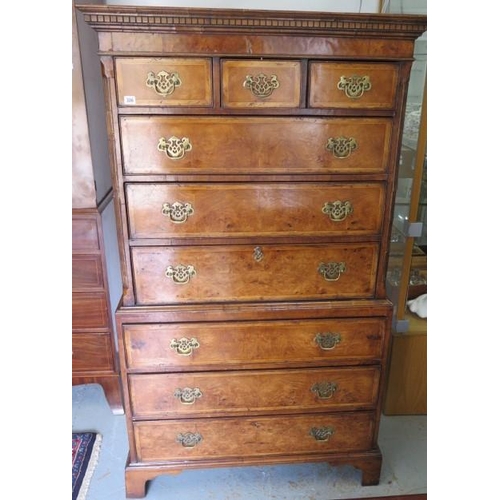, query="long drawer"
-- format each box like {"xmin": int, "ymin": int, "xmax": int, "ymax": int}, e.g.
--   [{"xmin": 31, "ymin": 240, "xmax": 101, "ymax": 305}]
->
[
  {"xmin": 129, "ymin": 366, "xmax": 380, "ymax": 418},
  {"xmin": 131, "ymin": 243, "xmax": 378, "ymax": 305},
  {"xmin": 126, "ymin": 182, "xmax": 385, "ymax": 239},
  {"xmin": 134, "ymin": 412, "xmax": 375, "ymax": 462},
  {"xmin": 123, "ymin": 317, "xmax": 385, "ymax": 371},
  {"xmin": 120, "ymin": 116, "xmax": 392, "ymax": 175}
]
